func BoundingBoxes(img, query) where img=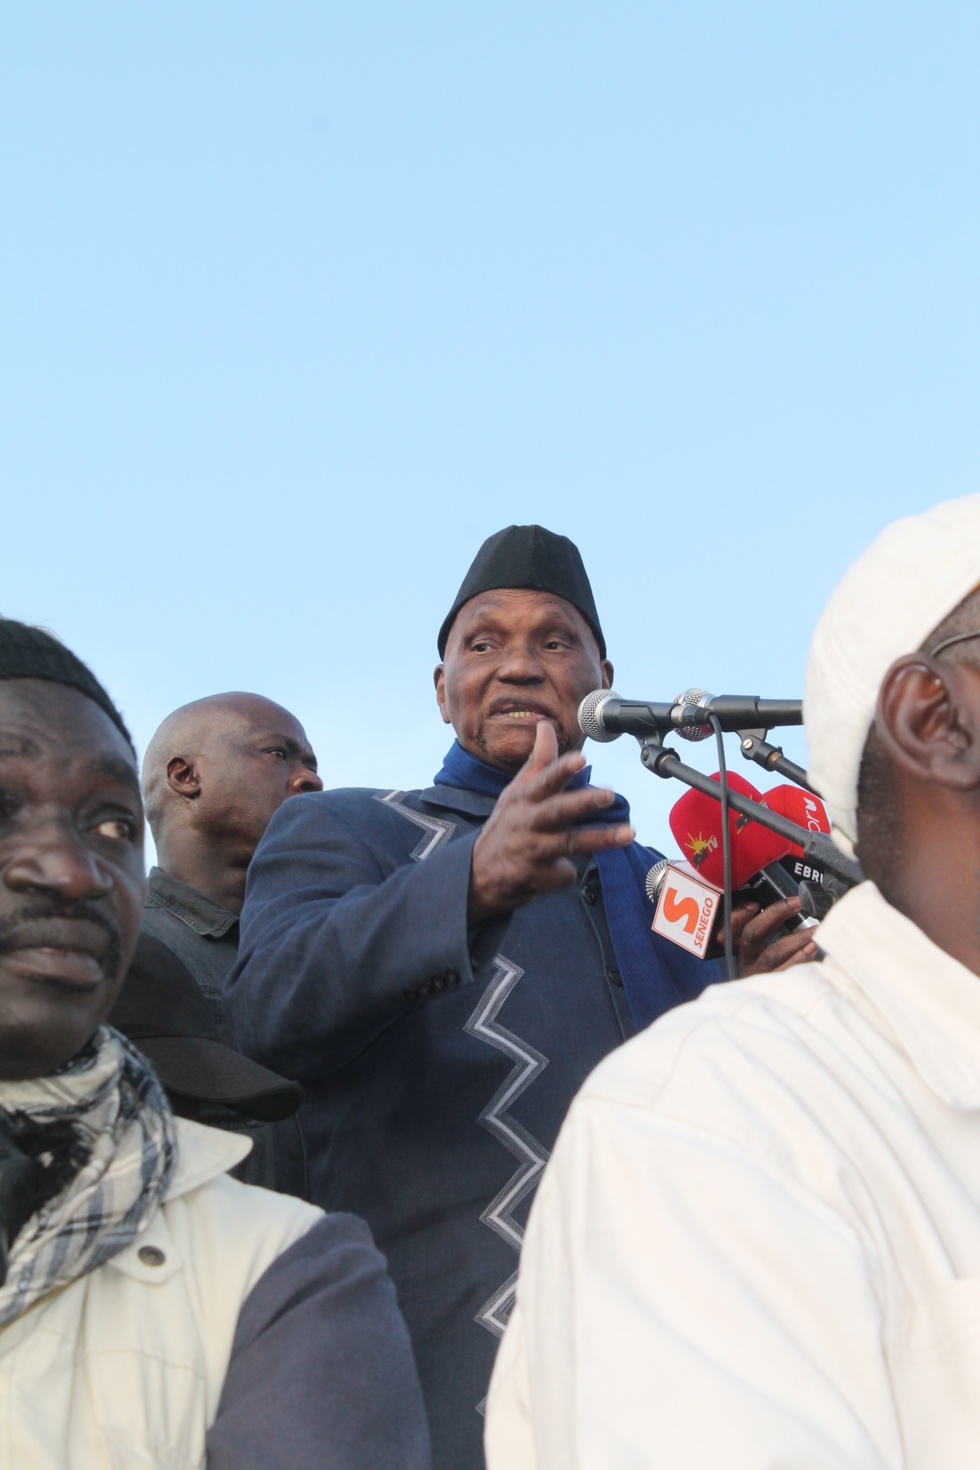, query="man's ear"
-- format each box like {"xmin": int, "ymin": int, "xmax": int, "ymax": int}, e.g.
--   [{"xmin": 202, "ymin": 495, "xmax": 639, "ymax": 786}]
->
[
  {"xmin": 600, "ymin": 659, "xmax": 614, "ymax": 691},
  {"xmin": 166, "ymin": 755, "xmax": 202, "ymax": 799},
  {"xmin": 876, "ymin": 656, "xmax": 980, "ymax": 792},
  {"xmin": 433, "ymin": 665, "xmax": 451, "ymax": 725}
]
